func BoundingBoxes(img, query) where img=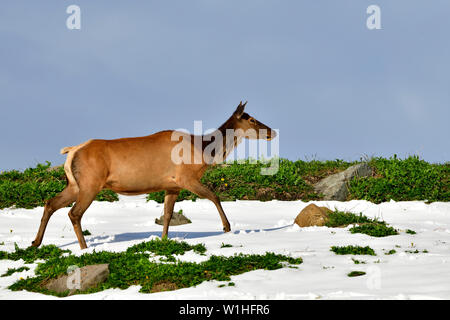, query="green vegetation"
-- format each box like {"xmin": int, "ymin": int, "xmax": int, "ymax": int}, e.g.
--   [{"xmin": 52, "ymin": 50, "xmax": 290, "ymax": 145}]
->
[
  {"xmin": 349, "ymin": 224, "xmax": 398, "ymax": 237},
  {"xmin": 349, "ymin": 155, "xmax": 449, "ymax": 204},
  {"xmin": 325, "ymin": 211, "xmax": 374, "ymax": 228},
  {"xmin": 0, "ymin": 162, "xmax": 118, "ymax": 210},
  {"xmin": 325, "ymin": 210, "xmax": 399, "ymax": 237},
  {"xmin": 351, "ymin": 258, "xmax": 366, "ymax": 264},
  {"xmin": 125, "ymin": 237, "xmax": 206, "ymax": 257},
  {"xmin": 331, "ymin": 245, "xmax": 376, "ymax": 256},
  {"xmin": 1, "ymin": 266, "xmax": 30, "ymax": 277},
  {"xmin": 0, "ymin": 243, "xmax": 70, "ymax": 263},
  {"xmin": 3, "ymin": 239, "xmax": 302, "ymax": 297},
  {"xmin": 406, "ymin": 229, "xmax": 417, "ymax": 235},
  {"xmin": 385, "ymin": 249, "xmax": 396, "ymax": 255},
  {"xmin": 1, "ymin": 156, "xmax": 447, "ymax": 210},
  {"xmin": 347, "ymin": 271, "xmax": 366, "ymax": 277},
  {"xmin": 82, "ymin": 230, "xmax": 91, "ymax": 236},
  {"xmin": 147, "ymin": 158, "xmax": 355, "ymax": 203},
  {"xmin": 218, "ymin": 282, "xmax": 236, "ymax": 288},
  {"xmin": 405, "ymin": 249, "xmax": 428, "ymax": 254}
]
